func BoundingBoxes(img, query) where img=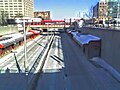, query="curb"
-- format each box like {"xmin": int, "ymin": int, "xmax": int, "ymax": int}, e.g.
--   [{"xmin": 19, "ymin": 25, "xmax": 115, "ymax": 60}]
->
[{"xmin": 90, "ymin": 57, "xmax": 120, "ymax": 82}]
